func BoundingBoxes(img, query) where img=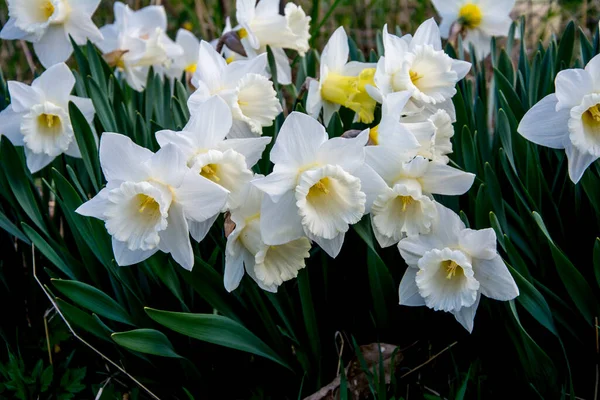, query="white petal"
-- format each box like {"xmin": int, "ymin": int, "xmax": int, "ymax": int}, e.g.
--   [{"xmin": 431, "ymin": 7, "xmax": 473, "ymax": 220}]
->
[
  {"xmin": 146, "ymin": 145, "xmax": 188, "ymax": 188},
  {"xmin": 398, "ymin": 267, "xmax": 426, "ymax": 306},
  {"xmin": 193, "ymin": 41, "xmax": 226, "ymax": 91},
  {"xmin": 0, "ymin": 18, "xmax": 29, "ymax": 40},
  {"xmin": 307, "ymin": 231, "xmax": 345, "ymax": 258},
  {"xmin": 64, "ymin": 9, "xmax": 103, "ymax": 44},
  {"xmin": 517, "ymin": 94, "xmax": 569, "ymax": 149},
  {"xmin": 32, "ymin": 63, "xmax": 75, "ymax": 107},
  {"xmin": 175, "ymin": 170, "xmax": 229, "ymax": 223},
  {"xmin": 7, "ymin": 81, "xmax": 43, "ymax": 113},
  {"xmin": 229, "ymin": 73, "xmax": 281, "ymax": 135},
  {"xmin": 452, "ymin": 293, "xmax": 481, "ymax": 333},
  {"xmin": 321, "ymin": 26, "xmax": 349, "ymax": 72},
  {"xmin": 112, "ymin": 238, "xmax": 158, "ymax": 266},
  {"xmin": 430, "ymin": 0, "xmax": 458, "ymax": 17},
  {"xmin": 411, "ymin": 18, "xmax": 442, "ymax": 51},
  {"xmin": 99, "ymin": 133, "xmax": 152, "ymax": 182},
  {"xmin": 420, "ymin": 162, "xmax": 475, "ymax": 195},
  {"xmin": 481, "ymin": 14, "xmax": 513, "ymax": 37},
  {"xmin": 585, "ymin": 54, "xmax": 600, "ymax": 92},
  {"xmin": 463, "ymin": 29, "xmax": 492, "ymax": 60},
  {"xmin": 382, "ymin": 25, "xmax": 408, "ymax": 71},
  {"xmin": 189, "ymin": 214, "xmax": 219, "ymax": 243},
  {"xmin": 64, "ymin": 139, "xmax": 82, "ymax": 158},
  {"xmin": 224, "ymin": 242, "xmax": 246, "ymax": 292},
  {"xmin": 364, "ymin": 145, "xmax": 408, "ymax": 184},
  {"xmin": 69, "ymin": 96, "xmax": 95, "ymax": 124},
  {"xmin": 452, "ymin": 59, "xmax": 472, "ymax": 80},
  {"xmin": 372, "ymin": 214, "xmax": 401, "ymax": 248},
  {"xmin": 24, "ymin": 148, "xmax": 55, "ymax": 173},
  {"xmin": 159, "ymin": 203, "xmax": 194, "ymax": 270},
  {"xmin": 254, "ymin": 237, "xmax": 311, "ymax": 287},
  {"xmin": 322, "ymin": 100, "xmax": 341, "ymax": 126},
  {"xmin": 474, "ymin": 256, "xmax": 519, "ymax": 301},
  {"xmin": 459, "ymin": 228, "xmax": 498, "ymax": 260},
  {"xmin": 316, "ymin": 130, "xmax": 368, "ymax": 173},
  {"xmin": 70, "ymin": 0, "xmax": 101, "ymax": 15},
  {"xmin": 306, "ymin": 79, "xmax": 323, "ymax": 119},
  {"xmin": 75, "ymin": 188, "xmax": 110, "ymax": 220},
  {"xmin": 252, "ymin": 167, "xmax": 297, "ymax": 203},
  {"xmin": 555, "ymin": 69, "xmax": 592, "ymax": 111},
  {"xmin": 0, "ymin": 106, "xmax": 24, "ymax": 146},
  {"xmin": 381, "ymin": 91, "xmax": 413, "ymax": 116},
  {"xmin": 236, "ymin": 0, "xmax": 256, "ymax": 25},
  {"xmin": 353, "ymin": 164, "xmax": 388, "ymax": 213},
  {"xmin": 185, "ymin": 96, "xmax": 233, "ymax": 148},
  {"xmin": 218, "ymin": 137, "xmax": 271, "ymax": 168},
  {"xmin": 270, "ymin": 111, "xmax": 327, "ymax": 168},
  {"xmin": 260, "ymin": 190, "xmax": 305, "ymax": 245},
  {"xmin": 33, "ymin": 25, "xmax": 73, "ymax": 68},
  {"xmin": 564, "ymin": 140, "xmax": 597, "ymax": 184},
  {"xmin": 271, "ymin": 47, "xmax": 292, "ymax": 85},
  {"xmin": 155, "ymin": 130, "xmax": 196, "ymax": 160}
]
